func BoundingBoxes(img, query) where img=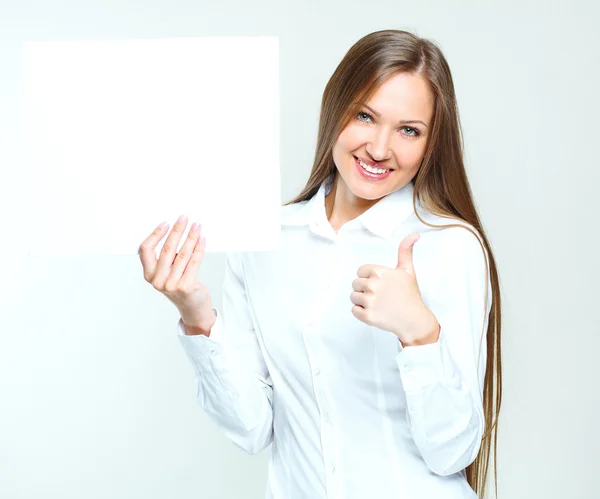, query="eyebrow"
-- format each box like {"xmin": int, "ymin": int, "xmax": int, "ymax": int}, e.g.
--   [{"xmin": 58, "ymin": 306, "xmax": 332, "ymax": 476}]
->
[{"xmin": 363, "ymin": 104, "xmax": 428, "ymax": 128}]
